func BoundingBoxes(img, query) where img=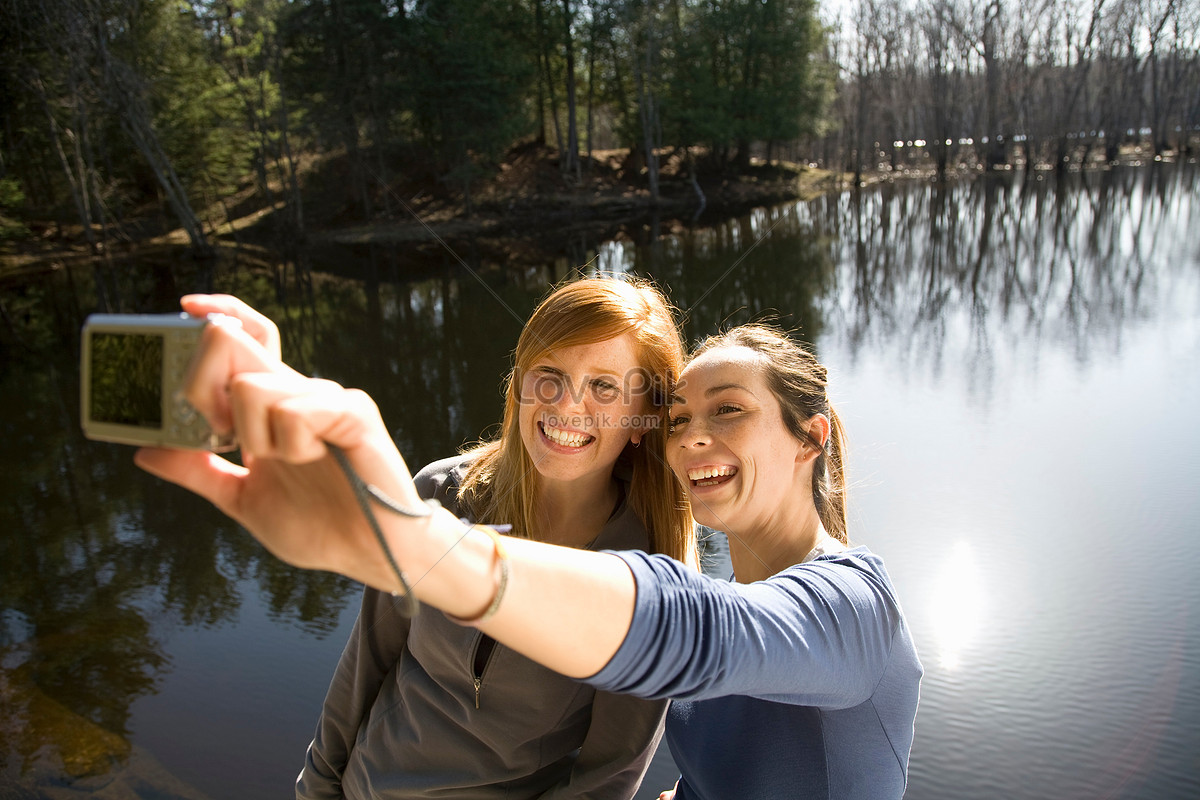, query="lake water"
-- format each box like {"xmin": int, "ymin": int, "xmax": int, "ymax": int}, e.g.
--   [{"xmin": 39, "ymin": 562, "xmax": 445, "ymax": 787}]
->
[{"xmin": 2, "ymin": 163, "xmax": 1197, "ymax": 798}]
